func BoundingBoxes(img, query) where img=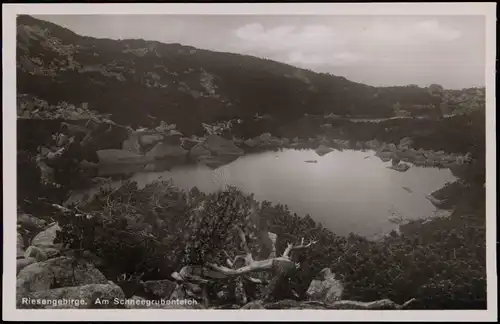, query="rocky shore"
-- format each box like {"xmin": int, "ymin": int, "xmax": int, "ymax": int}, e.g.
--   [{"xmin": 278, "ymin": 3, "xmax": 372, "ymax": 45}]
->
[{"xmin": 94, "ymin": 129, "xmax": 473, "ymax": 178}]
